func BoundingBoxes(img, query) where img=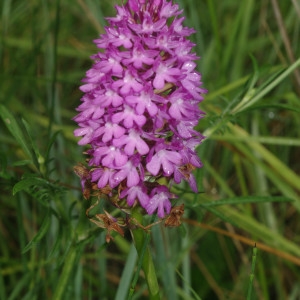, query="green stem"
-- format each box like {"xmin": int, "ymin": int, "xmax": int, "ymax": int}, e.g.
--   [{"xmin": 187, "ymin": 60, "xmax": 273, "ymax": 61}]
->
[
  {"xmin": 52, "ymin": 244, "xmax": 77, "ymax": 300},
  {"xmin": 130, "ymin": 209, "xmax": 160, "ymax": 300}
]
